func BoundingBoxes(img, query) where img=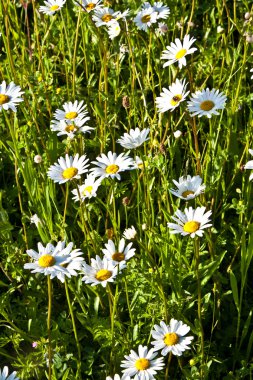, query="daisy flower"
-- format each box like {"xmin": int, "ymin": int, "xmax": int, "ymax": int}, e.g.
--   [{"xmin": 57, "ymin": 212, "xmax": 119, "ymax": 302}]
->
[
  {"xmin": 161, "ymin": 34, "xmax": 197, "ymax": 69},
  {"xmin": 102, "ymin": 238, "xmax": 136, "ymax": 265},
  {"xmin": 107, "ymin": 20, "xmax": 121, "ymax": 40},
  {"xmin": 53, "ymin": 241, "xmax": 84, "ymax": 280},
  {"xmin": 47, "ymin": 153, "xmax": 89, "ymax": 184},
  {"xmin": 92, "ymin": 7, "xmax": 120, "ymax": 27},
  {"xmin": 39, "ymin": 0, "xmax": 66, "ymax": 15},
  {"xmin": 0, "ymin": 367, "xmax": 19, "ymax": 380},
  {"xmin": 167, "ymin": 206, "xmax": 212, "ymax": 238},
  {"xmin": 123, "ymin": 226, "xmax": 137, "ymax": 240},
  {"xmin": 117, "ymin": 128, "xmax": 150, "ymax": 149},
  {"xmin": 151, "ymin": 319, "xmax": 194, "ymax": 356},
  {"xmin": 156, "ymin": 79, "xmax": 189, "ymax": 113},
  {"xmin": 53, "ymin": 100, "xmax": 88, "ymax": 122},
  {"xmin": 244, "ymin": 149, "xmax": 253, "ymax": 181},
  {"xmin": 80, "ymin": 0, "xmax": 103, "ymax": 12},
  {"xmin": 169, "ymin": 175, "xmax": 205, "ymax": 200},
  {"xmin": 0, "ymin": 81, "xmax": 24, "ymax": 112},
  {"xmin": 153, "ymin": 2, "xmax": 170, "ymax": 19},
  {"xmin": 24, "ymin": 242, "xmax": 75, "ymax": 282},
  {"xmin": 187, "ymin": 88, "xmax": 227, "ymax": 118},
  {"xmin": 82, "ymin": 255, "xmax": 126, "ymax": 287},
  {"xmin": 90, "ymin": 151, "xmax": 135, "ymax": 181},
  {"xmin": 120, "ymin": 345, "xmax": 165, "ymax": 379},
  {"xmin": 50, "ymin": 116, "xmax": 93, "ymax": 139},
  {"xmin": 106, "ymin": 375, "xmax": 131, "ymax": 380},
  {"xmin": 71, "ymin": 174, "xmax": 102, "ymax": 202},
  {"xmin": 134, "ymin": 7, "xmax": 158, "ymax": 32}
]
